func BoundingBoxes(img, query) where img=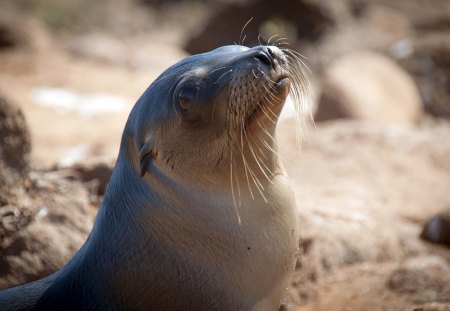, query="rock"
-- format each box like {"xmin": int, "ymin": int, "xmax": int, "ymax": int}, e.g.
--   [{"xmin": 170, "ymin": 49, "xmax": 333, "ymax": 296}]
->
[
  {"xmin": 0, "ymin": 204, "xmax": 34, "ymax": 243},
  {"xmin": 65, "ymin": 32, "xmax": 187, "ymax": 72},
  {"xmin": 388, "ymin": 255, "xmax": 450, "ymax": 296},
  {"xmin": 396, "ymin": 34, "xmax": 450, "ymax": 118},
  {"xmin": 0, "ymin": 7, "xmax": 52, "ymax": 53},
  {"xmin": 0, "ymin": 94, "xmax": 31, "ymax": 177},
  {"xmin": 0, "ymin": 7, "xmax": 32, "ymax": 50},
  {"xmin": 66, "ymin": 33, "xmax": 128, "ymax": 65},
  {"xmin": 381, "ymin": 0, "xmax": 450, "ymax": 32},
  {"xmin": 276, "ymin": 118, "xmax": 450, "ymax": 306},
  {"xmin": 0, "ymin": 171, "xmax": 96, "ymax": 289},
  {"xmin": 285, "ymin": 260, "xmax": 450, "ymax": 311},
  {"xmin": 315, "ymin": 52, "xmax": 422, "ymax": 123},
  {"xmin": 184, "ymin": 0, "xmax": 334, "ymax": 55},
  {"xmin": 0, "ymin": 94, "xmax": 34, "ymax": 245},
  {"xmin": 413, "ymin": 302, "xmax": 450, "ymax": 311},
  {"xmin": 68, "ymin": 162, "xmax": 114, "ymax": 196},
  {"xmin": 0, "ymin": 19, "xmax": 25, "ymax": 49},
  {"xmin": 279, "ymin": 119, "xmax": 450, "ymax": 222},
  {"xmin": 421, "ymin": 210, "xmax": 450, "ymax": 247},
  {"xmin": 0, "ymin": 113, "xmax": 98, "ymax": 288}
]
